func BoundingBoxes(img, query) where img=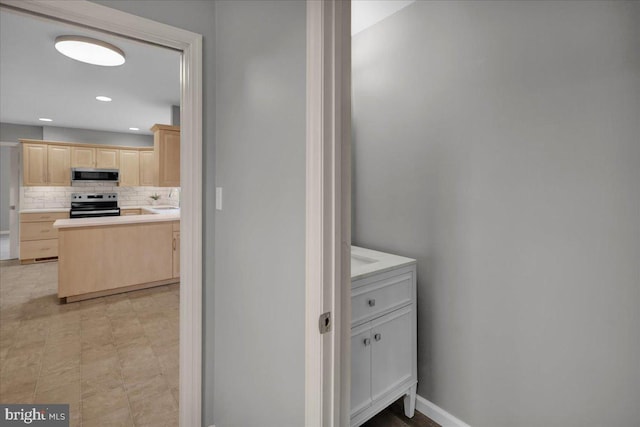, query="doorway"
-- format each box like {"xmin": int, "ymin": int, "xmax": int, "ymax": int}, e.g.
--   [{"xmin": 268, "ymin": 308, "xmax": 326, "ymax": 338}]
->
[{"xmin": 0, "ymin": 1, "xmax": 202, "ymax": 425}]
